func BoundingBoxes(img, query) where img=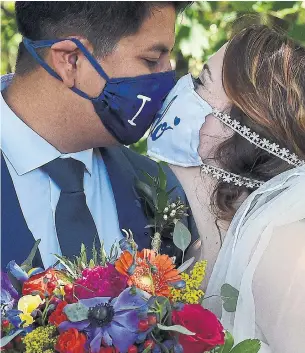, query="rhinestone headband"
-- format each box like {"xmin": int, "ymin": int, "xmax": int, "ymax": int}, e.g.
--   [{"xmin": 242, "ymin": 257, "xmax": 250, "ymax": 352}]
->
[
  {"xmin": 212, "ymin": 108, "xmax": 305, "ymax": 168},
  {"xmin": 201, "ymin": 164, "xmax": 264, "ymax": 189}
]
